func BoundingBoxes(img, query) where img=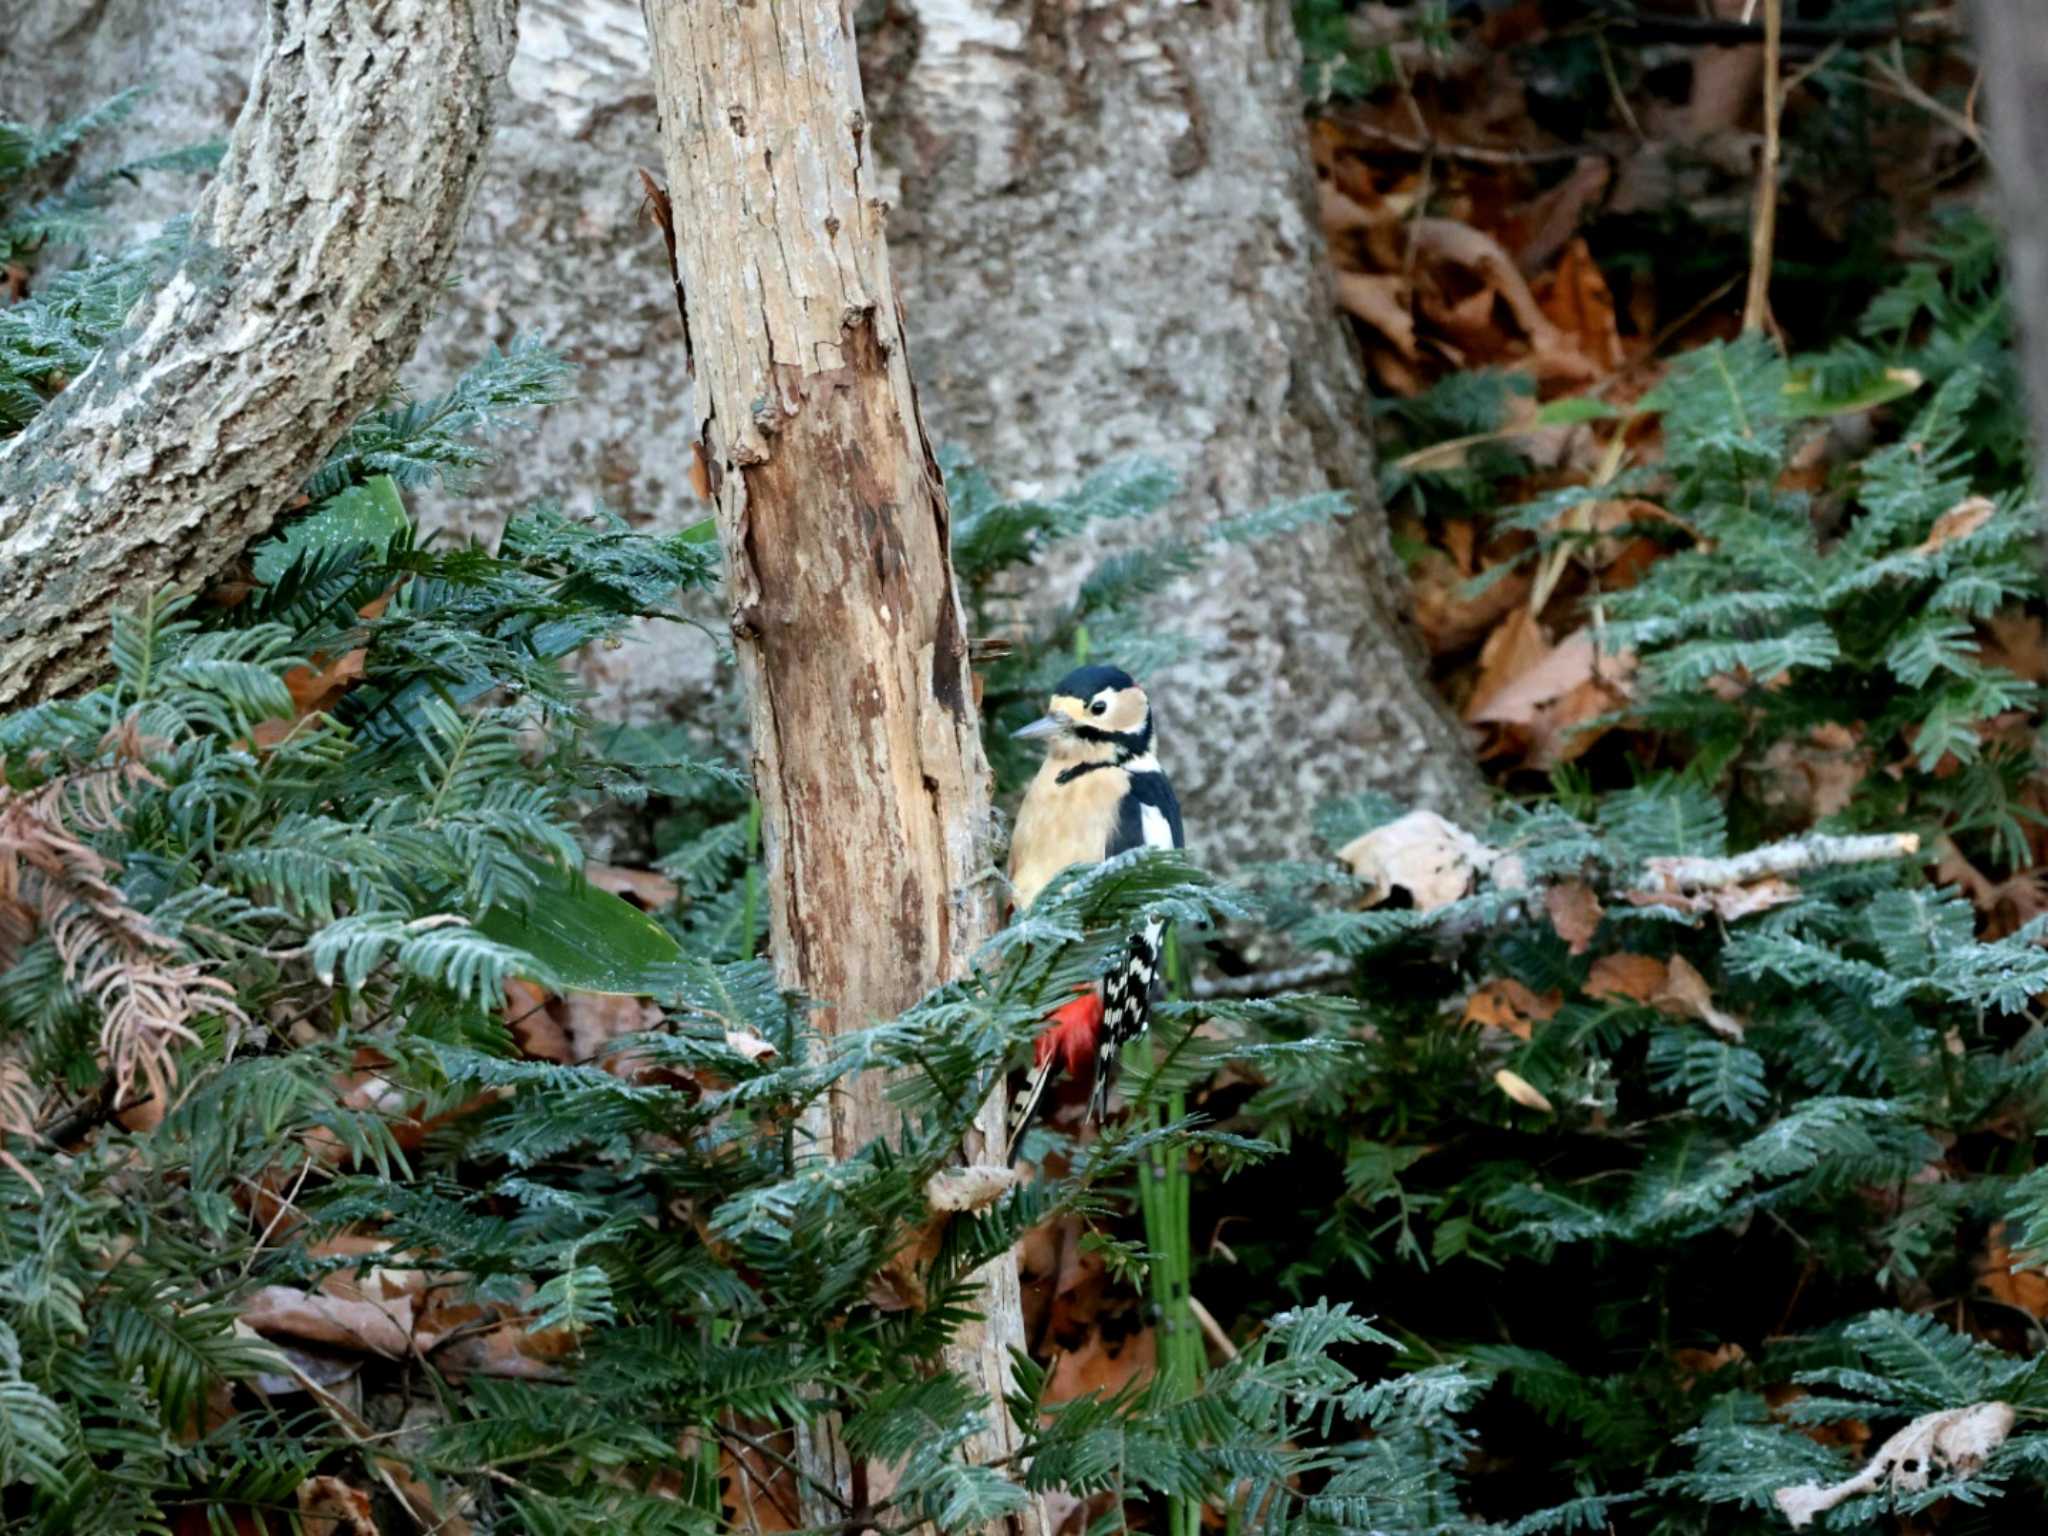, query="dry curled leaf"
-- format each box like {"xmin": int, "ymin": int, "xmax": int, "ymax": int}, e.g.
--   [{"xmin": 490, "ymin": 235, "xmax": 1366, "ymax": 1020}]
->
[
  {"xmin": 297, "ymin": 1476, "xmax": 378, "ymax": 1536},
  {"xmin": 724, "ymin": 1029, "xmax": 778, "ymax": 1063},
  {"xmin": 1912, "ymin": 495, "xmax": 1996, "ymax": 557},
  {"xmin": 1493, "ymin": 1068, "xmax": 1553, "ymax": 1112},
  {"xmin": 1338, "ymin": 810, "xmax": 1494, "ymax": 911},
  {"xmin": 928, "ymin": 1164, "xmax": 1023, "ymax": 1213},
  {"xmin": 1654, "ymin": 954, "xmax": 1744, "ymax": 1041}
]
